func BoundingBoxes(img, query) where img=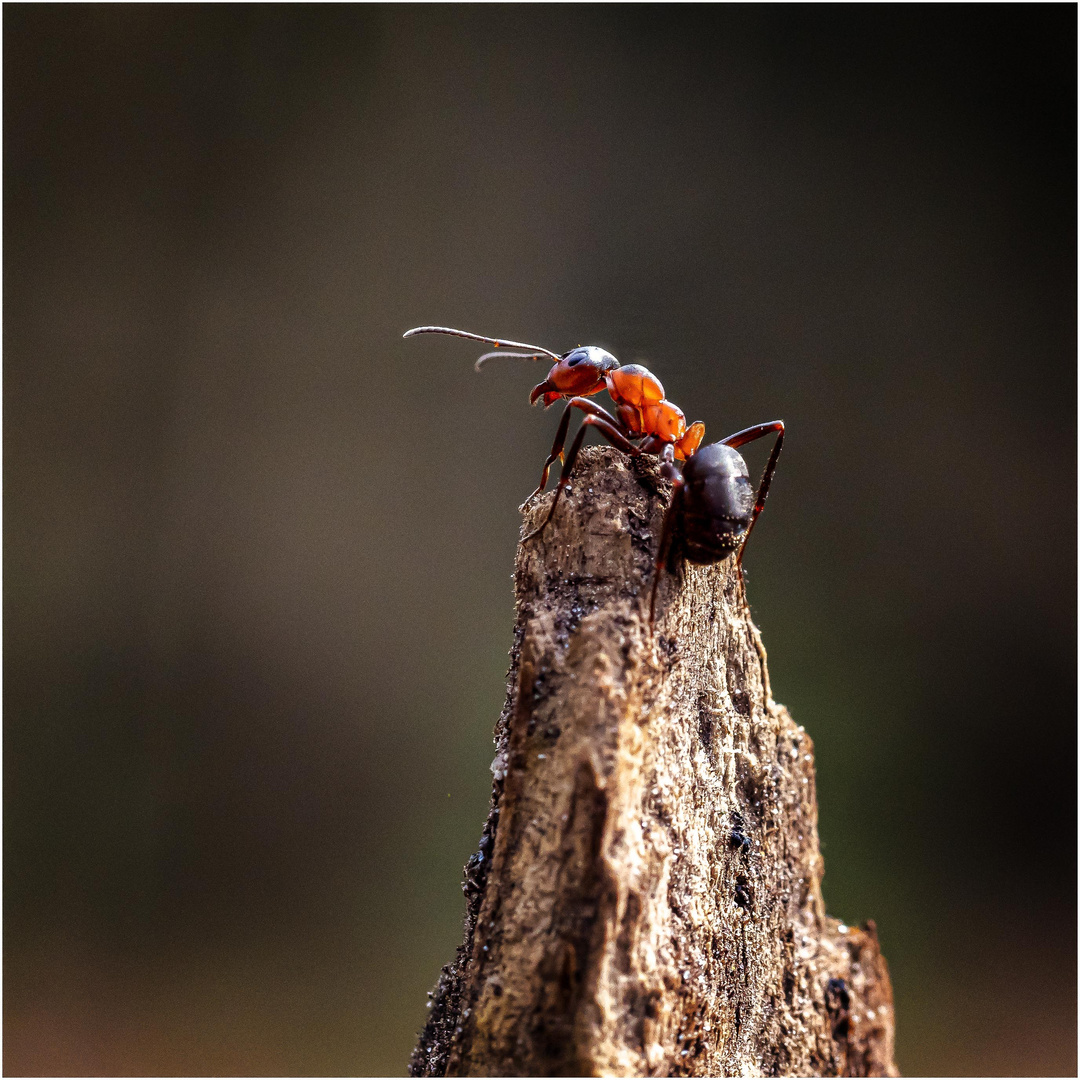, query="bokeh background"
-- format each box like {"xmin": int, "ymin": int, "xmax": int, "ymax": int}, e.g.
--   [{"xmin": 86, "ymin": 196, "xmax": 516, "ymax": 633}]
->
[{"xmin": 5, "ymin": 6, "xmax": 1075, "ymax": 1076}]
